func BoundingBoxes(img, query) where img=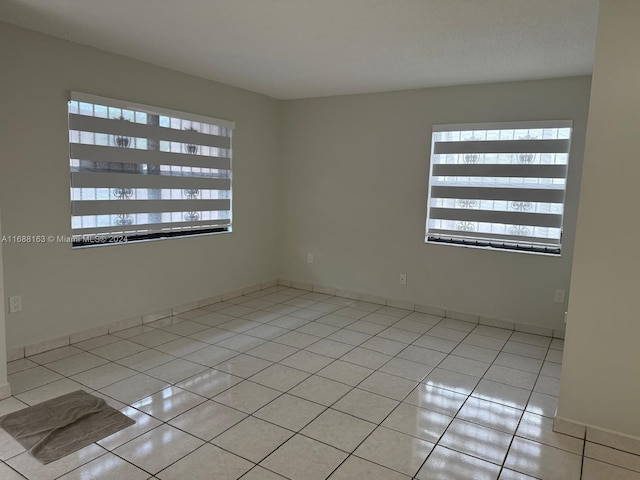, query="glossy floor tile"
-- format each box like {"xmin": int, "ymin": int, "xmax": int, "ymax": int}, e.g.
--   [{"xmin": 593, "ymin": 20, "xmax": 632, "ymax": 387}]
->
[
  {"xmin": 354, "ymin": 426, "xmax": 434, "ymax": 476},
  {"xmin": 416, "ymin": 445, "xmax": 501, "ymax": 480},
  {"xmin": 2, "ymin": 286, "xmax": 637, "ymax": 479},
  {"xmin": 300, "ymin": 409, "xmax": 376, "ymax": 452},
  {"xmin": 260, "ymin": 434, "xmax": 347, "ymax": 480},
  {"xmin": 212, "ymin": 417, "xmax": 293, "ymax": 462}
]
